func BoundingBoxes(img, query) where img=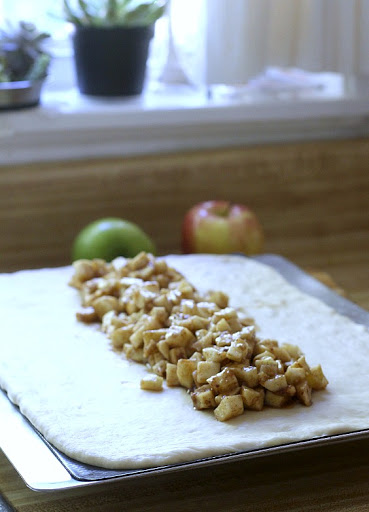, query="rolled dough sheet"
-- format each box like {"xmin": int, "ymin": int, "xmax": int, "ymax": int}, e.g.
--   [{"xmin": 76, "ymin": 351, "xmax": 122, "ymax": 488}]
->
[{"xmin": 0, "ymin": 254, "xmax": 368, "ymax": 469}]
